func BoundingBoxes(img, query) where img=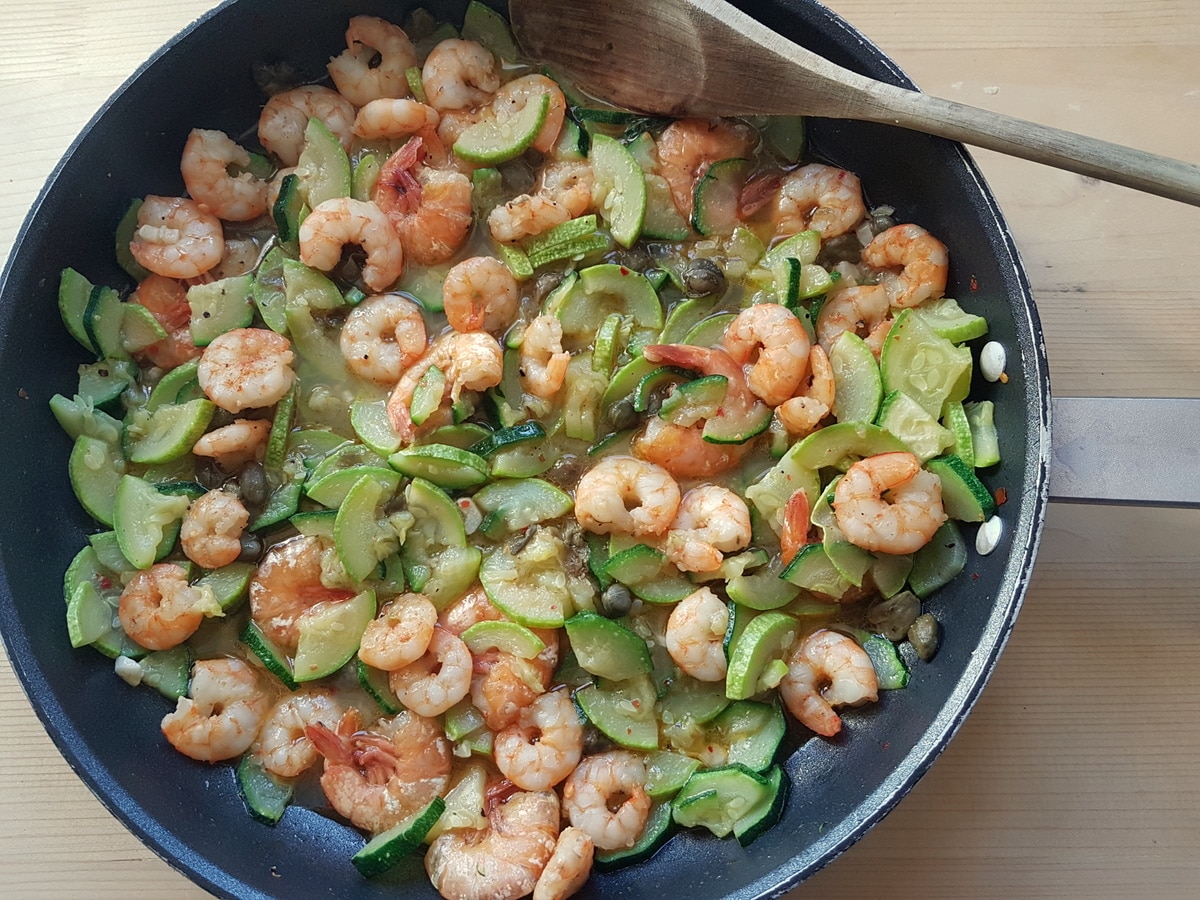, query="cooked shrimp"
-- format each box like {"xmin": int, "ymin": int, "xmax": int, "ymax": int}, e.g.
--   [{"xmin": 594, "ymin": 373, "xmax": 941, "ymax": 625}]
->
[
  {"xmin": 833, "ymin": 452, "xmax": 947, "ymax": 554},
  {"xmin": 860, "ymin": 223, "xmax": 949, "ymax": 308},
  {"xmin": 191, "ymin": 418, "xmax": 272, "ymax": 469},
  {"xmin": 179, "ymin": 129, "xmax": 268, "ymax": 222},
  {"xmin": 780, "ymin": 629, "xmax": 879, "ymax": 737},
  {"xmin": 563, "ymin": 751, "xmax": 652, "ymax": 851},
  {"xmin": 574, "ymin": 456, "xmax": 681, "ymax": 538},
  {"xmin": 492, "ymin": 74, "xmax": 566, "ymax": 155},
  {"xmin": 663, "ymin": 486, "xmax": 752, "ymax": 573},
  {"xmin": 664, "ymin": 587, "xmax": 730, "ymax": 682},
  {"xmin": 327, "ymin": 15, "xmax": 417, "ymax": 107},
  {"xmin": 180, "ymin": 489, "xmax": 249, "ymax": 569},
  {"xmin": 339, "ymin": 293, "xmax": 427, "ymax": 384},
  {"xmin": 519, "ymin": 315, "xmax": 570, "ymax": 398},
  {"xmin": 439, "ymin": 582, "xmax": 504, "ymax": 635},
  {"xmin": 494, "ymin": 689, "xmax": 583, "ymax": 792},
  {"xmin": 299, "ymin": 197, "xmax": 405, "ymax": 292},
  {"xmin": 721, "ymin": 303, "xmax": 811, "ymax": 407},
  {"xmin": 374, "ymin": 142, "xmax": 474, "ymax": 266},
  {"xmin": 488, "ymin": 161, "xmax": 593, "ymax": 243},
  {"xmin": 161, "ymin": 658, "xmax": 269, "ymax": 762},
  {"xmin": 471, "ymin": 637, "xmax": 559, "ymax": 732},
  {"xmin": 776, "ymin": 343, "xmax": 835, "ymax": 437},
  {"xmin": 358, "ymin": 593, "xmax": 438, "ymax": 671},
  {"xmin": 352, "ymin": 98, "xmax": 440, "ymax": 141},
  {"xmin": 131, "ymin": 274, "xmax": 201, "ymax": 369},
  {"xmin": 657, "ymin": 118, "xmax": 755, "ymax": 219},
  {"xmin": 779, "ymin": 488, "xmax": 814, "ymax": 565},
  {"xmin": 388, "ymin": 627, "xmax": 472, "ymax": 716},
  {"xmin": 386, "ymin": 330, "xmax": 504, "ymax": 440},
  {"xmin": 533, "ymin": 827, "xmax": 594, "ymax": 900},
  {"xmin": 253, "ymin": 689, "xmax": 343, "ymax": 778},
  {"xmin": 307, "ymin": 707, "xmax": 451, "ymax": 834},
  {"xmin": 249, "ymin": 535, "xmax": 357, "ymax": 654},
  {"xmin": 421, "ymin": 38, "xmax": 500, "ymax": 112},
  {"xmin": 257, "ymin": 85, "xmax": 356, "ymax": 167},
  {"xmin": 425, "ymin": 790, "xmax": 560, "ymax": 900},
  {"xmin": 197, "ymin": 327, "xmax": 296, "ymax": 413},
  {"xmin": 443, "ymin": 256, "xmax": 520, "ymax": 334},
  {"xmin": 631, "ymin": 416, "xmax": 748, "ymax": 480},
  {"xmin": 815, "ymin": 284, "xmax": 891, "ymax": 354},
  {"xmin": 774, "ymin": 163, "xmax": 866, "ymax": 239},
  {"xmin": 118, "ymin": 563, "xmax": 220, "ymax": 651},
  {"xmin": 129, "ymin": 195, "xmax": 224, "ymax": 280},
  {"xmin": 208, "ymin": 236, "xmax": 263, "ymax": 280}
]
